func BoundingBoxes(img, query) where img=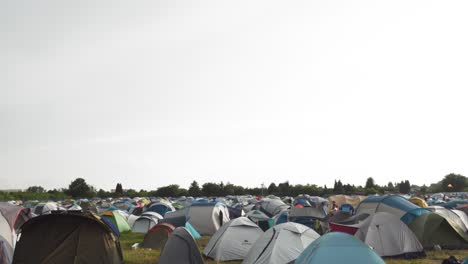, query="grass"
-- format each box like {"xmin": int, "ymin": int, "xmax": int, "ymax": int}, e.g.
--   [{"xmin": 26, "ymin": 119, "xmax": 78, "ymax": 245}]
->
[{"xmin": 120, "ymin": 232, "xmax": 467, "ymax": 264}]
